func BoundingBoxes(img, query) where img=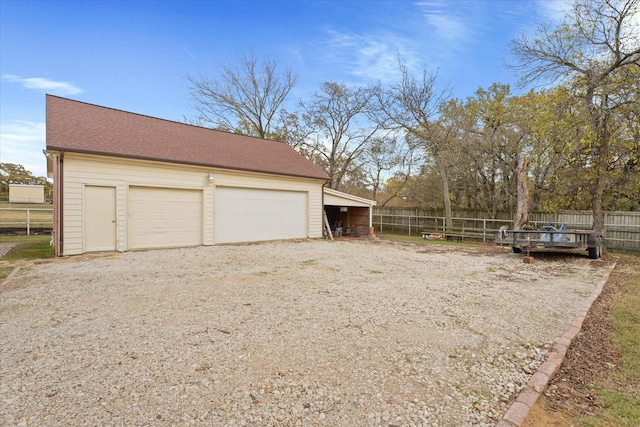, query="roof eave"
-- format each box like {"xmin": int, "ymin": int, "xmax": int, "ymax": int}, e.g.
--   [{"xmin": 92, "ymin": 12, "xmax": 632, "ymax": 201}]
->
[{"xmin": 45, "ymin": 146, "xmax": 331, "ymax": 181}]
